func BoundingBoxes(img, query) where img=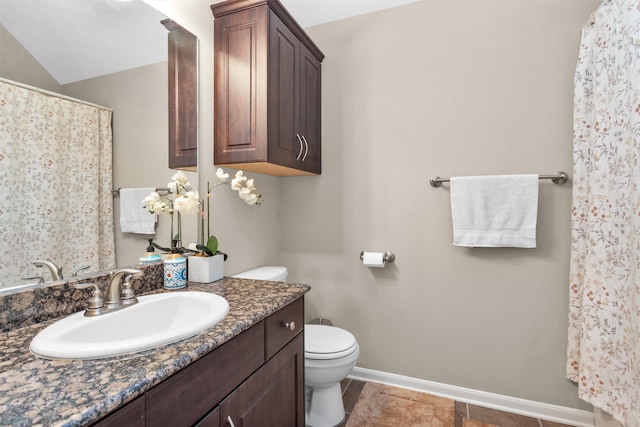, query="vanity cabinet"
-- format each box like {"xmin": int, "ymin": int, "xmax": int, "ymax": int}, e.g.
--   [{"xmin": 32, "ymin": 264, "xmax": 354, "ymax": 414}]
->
[
  {"xmin": 93, "ymin": 297, "xmax": 304, "ymax": 427},
  {"xmin": 93, "ymin": 395, "xmax": 145, "ymax": 426},
  {"xmin": 212, "ymin": 0, "xmax": 324, "ymax": 176},
  {"xmin": 220, "ymin": 334, "xmax": 303, "ymax": 426}
]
